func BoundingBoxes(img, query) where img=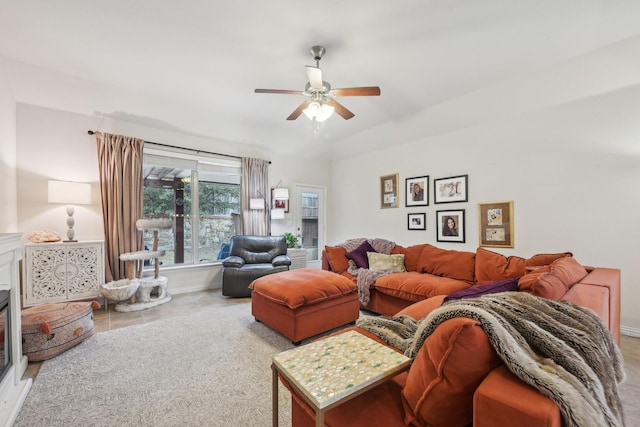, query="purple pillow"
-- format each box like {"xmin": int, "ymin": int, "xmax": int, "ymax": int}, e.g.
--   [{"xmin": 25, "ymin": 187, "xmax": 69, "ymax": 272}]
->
[
  {"xmin": 444, "ymin": 277, "xmax": 520, "ymax": 302},
  {"xmin": 346, "ymin": 240, "xmax": 377, "ymax": 269}
]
